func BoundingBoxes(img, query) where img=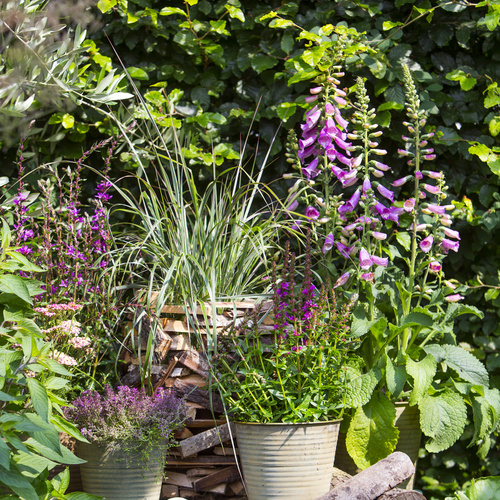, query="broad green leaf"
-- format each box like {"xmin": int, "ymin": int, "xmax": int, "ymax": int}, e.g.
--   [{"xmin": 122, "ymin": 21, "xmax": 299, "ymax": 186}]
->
[
  {"xmin": 0, "ymin": 437, "xmax": 11, "ymax": 470},
  {"xmin": 385, "ymin": 358, "xmax": 407, "ymax": 399},
  {"xmin": 127, "ymin": 67, "xmax": 149, "ymax": 80},
  {"xmin": 440, "ymin": 344, "xmax": 489, "ymax": 386},
  {"xmin": 395, "ymin": 232, "xmax": 411, "ymax": 251},
  {"xmin": 484, "ymin": 10, "xmax": 500, "ymax": 31},
  {"xmin": 382, "ymin": 20, "xmax": 403, "ymax": 30},
  {"xmin": 288, "ymin": 70, "xmax": 320, "ymax": 85},
  {"xmin": 470, "ymin": 395, "xmax": 494, "ymax": 450},
  {"xmin": 50, "ymin": 467, "xmax": 70, "ymax": 493},
  {"xmin": 276, "ymin": 103, "xmax": 296, "ymax": 121},
  {"xmin": 489, "ymin": 116, "xmax": 500, "ymax": 137},
  {"xmin": 345, "ymin": 369, "xmax": 382, "ymax": 407},
  {"xmin": 159, "ymin": 7, "xmax": 186, "ymax": 16},
  {"xmin": 406, "ymin": 355, "xmax": 437, "ymax": 406},
  {"xmin": 97, "ymin": 0, "xmax": 117, "ymax": 14},
  {"xmin": 0, "ymin": 468, "xmax": 38, "ymax": 500},
  {"xmin": 0, "ymin": 275, "xmax": 31, "ymax": 304},
  {"xmin": 61, "ymin": 114, "xmax": 74, "ymax": 129},
  {"xmin": 225, "ymin": 5, "xmax": 245, "ymax": 22},
  {"xmin": 45, "ymin": 376, "xmax": 69, "ymax": 390},
  {"xmin": 1, "ymin": 219, "xmax": 11, "ymax": 249},
  {"xmin": 251, "ymin": 54, "xmax": 278, "ymax": 74},
  {"xmin": 27, "ymin": 378, "xmax": 50, "ymax": 422},
  {"xmin": 66, "ymin": 493, "xmax": 104, "ymax": 500},
  {"xmin": 51, "ymin": 414, "xmax": 86, "ymax": 441},
  {"xmin": 460, "ymin": 77, "xmax": 476, "ymax": 91},
  {"xmin": 465, "ymin": 477, "xmax": 500, "ymax": 499},
  {"xmin": 346, "ymin": 392, "xmax": 398, "ymax": 469},
  {"xmin": 419, "ymin": 390, "xmax": 467, "ymax": 453},
  {"xmin": 24, "ymin": 437, "xmax": 85, "ymax": 465},
  {"xmin": 18, "ymin": 318, "xmax": 43, "ymax": 338},
  {"xmin": 269, "ymin": 19, "xmax": 294, "ymax": 29},
  {"xmin": 38, "ymin": 359, "xmax": 72, "ymax": 376},
  {"xmin": 401, "ymin": 311, "xmax": 434, "ymax": 328}
]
